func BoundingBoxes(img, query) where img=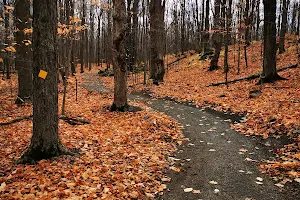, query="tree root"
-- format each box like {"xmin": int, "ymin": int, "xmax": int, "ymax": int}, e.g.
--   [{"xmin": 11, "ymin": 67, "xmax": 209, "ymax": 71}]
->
[
  {"xmin": 17, "ymin": 142, "xmax": 79, "ymax": 165},
  {"xmin": 208, "ymin": 64, "xmax": 297, "ymax": 86},
  {"xmin": 256, "ymin": 73, "xmax": 287, "ymax": 85}
]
